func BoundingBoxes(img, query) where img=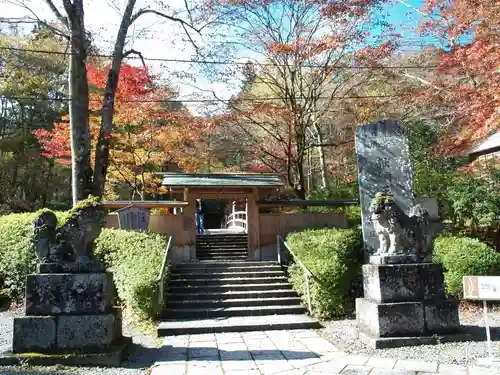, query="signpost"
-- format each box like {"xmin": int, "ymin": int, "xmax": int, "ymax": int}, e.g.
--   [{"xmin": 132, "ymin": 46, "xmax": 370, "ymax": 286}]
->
[{"xmin": 463, "ymin": 276, "xmax": 500, "ymax": 366}]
